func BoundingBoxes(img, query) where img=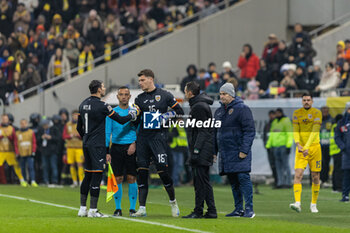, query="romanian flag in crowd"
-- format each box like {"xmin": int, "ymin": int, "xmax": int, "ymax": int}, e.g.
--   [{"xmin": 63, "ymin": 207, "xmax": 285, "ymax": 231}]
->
[
  {"xmin": 106, "ymin": 163, "xmax": 118, "ymax": 203},
  {"xmin": 270, "ymin": 87, "xmax": 286, "ymax": 95}
]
